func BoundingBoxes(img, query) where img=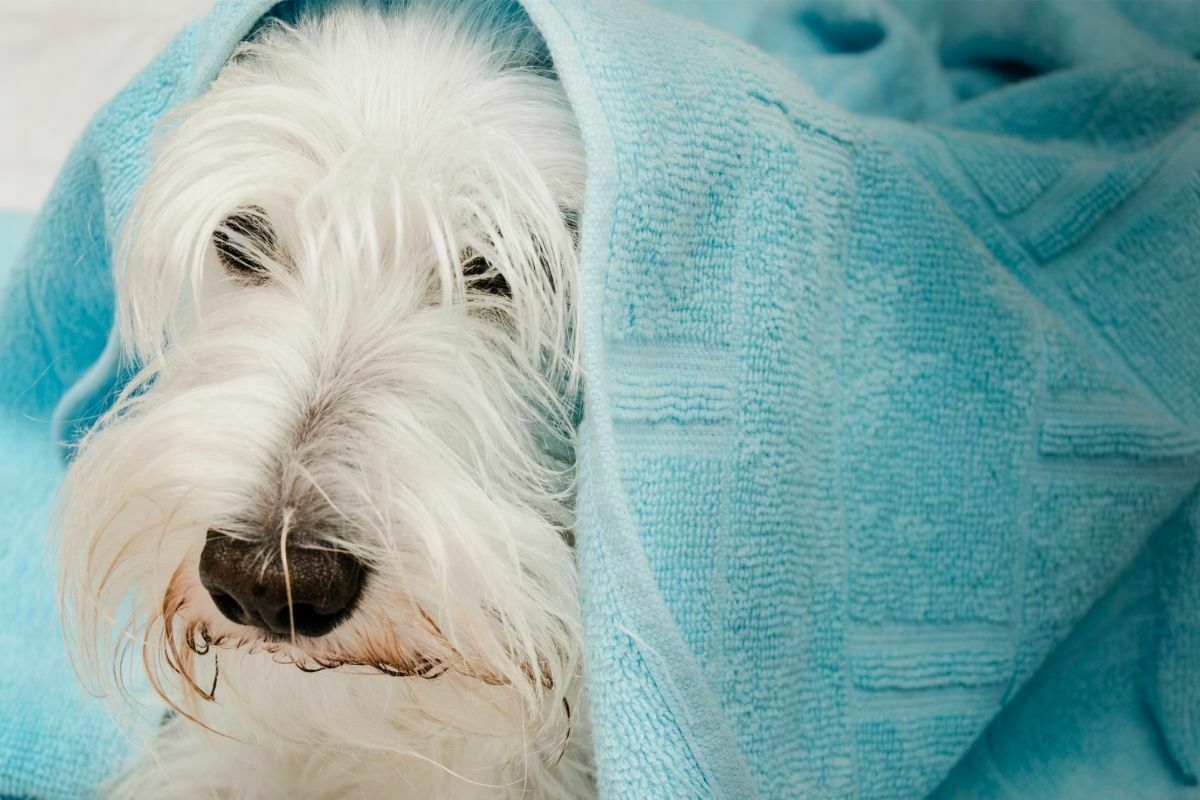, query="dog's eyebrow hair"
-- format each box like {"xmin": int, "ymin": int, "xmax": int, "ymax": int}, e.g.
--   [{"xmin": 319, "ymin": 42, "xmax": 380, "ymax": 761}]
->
[
  {"xmin": 214, "ymin": 206, "xmax": 277, "ymax": 278},
  {"xmin": 462, "ymin": 206, "xmax": 579, "ymax": 301},
  {"xmin": 461, "ymin": 249, "xmax": 511, "ymax": 298}
]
